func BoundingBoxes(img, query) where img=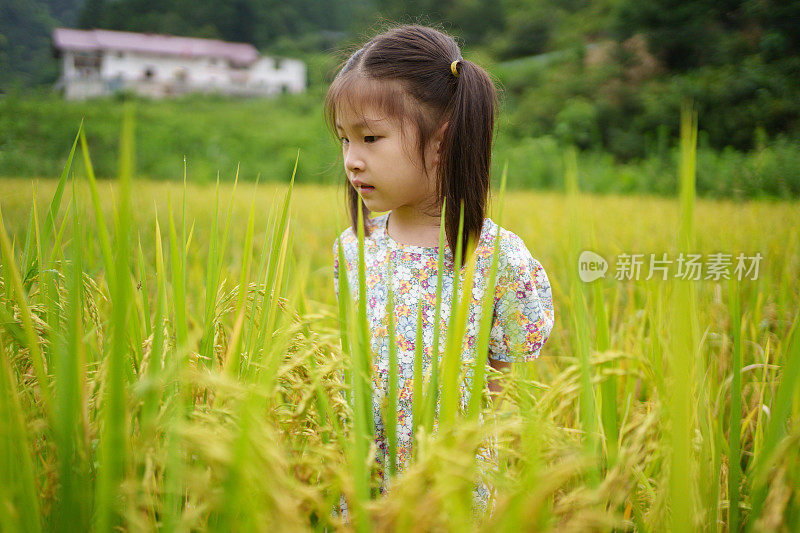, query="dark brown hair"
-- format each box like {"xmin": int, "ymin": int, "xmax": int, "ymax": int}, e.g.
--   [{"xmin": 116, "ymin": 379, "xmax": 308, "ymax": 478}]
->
[{"xmin": 324, "ymin": 24, "xmax": 498, "ymax": 260}]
